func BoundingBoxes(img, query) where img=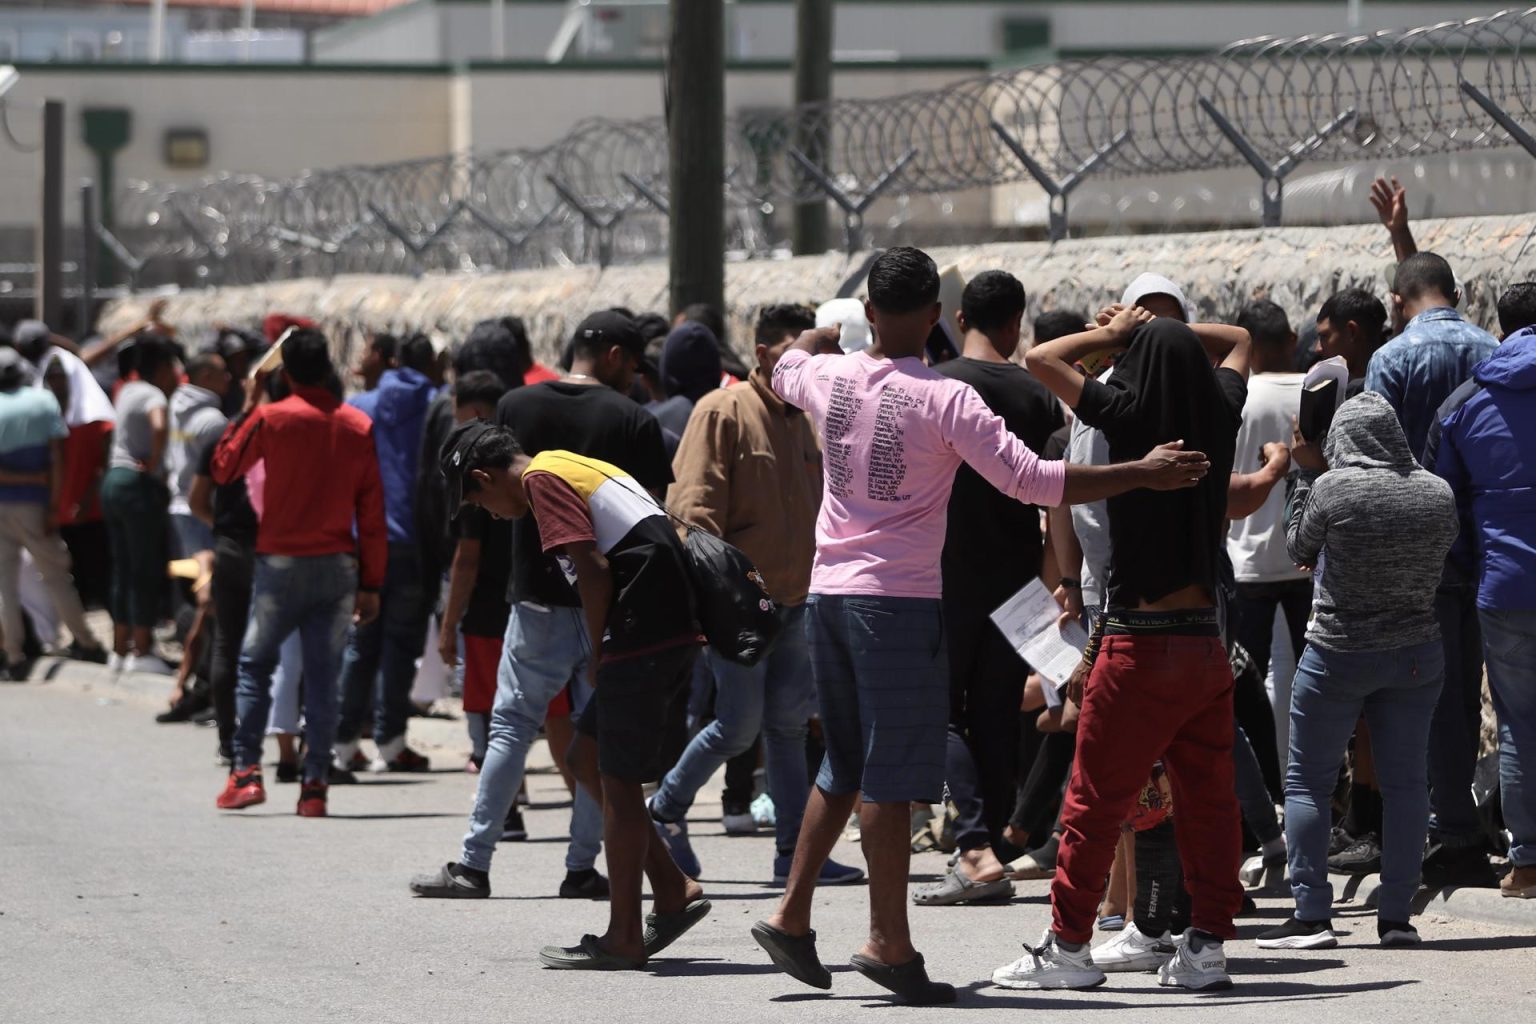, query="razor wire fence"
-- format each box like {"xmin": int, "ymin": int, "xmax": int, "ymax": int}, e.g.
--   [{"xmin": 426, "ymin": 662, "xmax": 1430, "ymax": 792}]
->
[{"xmin": 98, "ymin": 6, "xmax": 1536, "ymax": 289}]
